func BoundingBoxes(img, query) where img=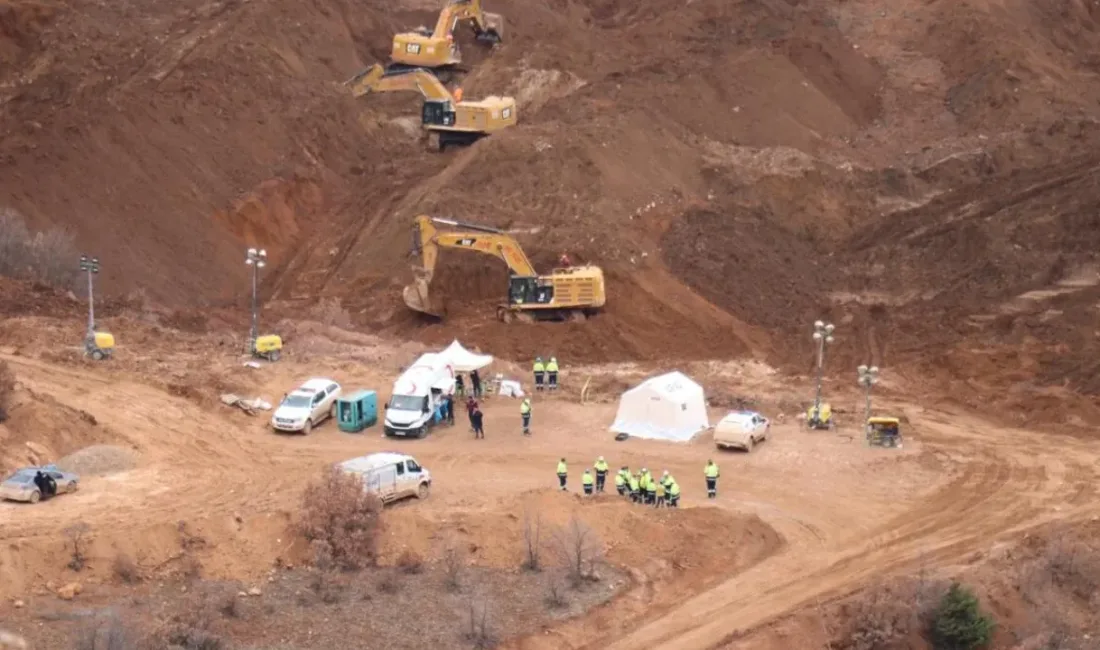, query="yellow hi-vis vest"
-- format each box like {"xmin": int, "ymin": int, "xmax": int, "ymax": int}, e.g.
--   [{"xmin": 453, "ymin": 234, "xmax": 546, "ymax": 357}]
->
[
  {"xmin": 594, "ymin": 460, "xmax": 608, "ymax": 473},
  {"xmin": 614, "ymin": 472, "xmax": 625, "ymax": 486},
  {"xmin": 533, "ymin": 360, "xmax": 546, "ymax": 372},
  {"xmin": 669, "ymin": 482, "xmax": 681, "ymax": 497},
  {"xmin": 557, "ymin": 461, "xmax": 567, "ymax": 476},
  {"xmin": 520, "ymin": 400, "xmax": 531, "ymax": 414},
  {"xmin": 705, "ymin": 463, "xmax": 719, "ymax": 478},
  {"xmin": 546, "ymin": 359, "xmax": 559, "ymax": 372},
  {"xmin": 582, "ymin": 473, "xmax": 594, "ymax": 486},
  {"xmin": 629, "ymin": 475, "xmax": 639, "ymax": 491}
]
